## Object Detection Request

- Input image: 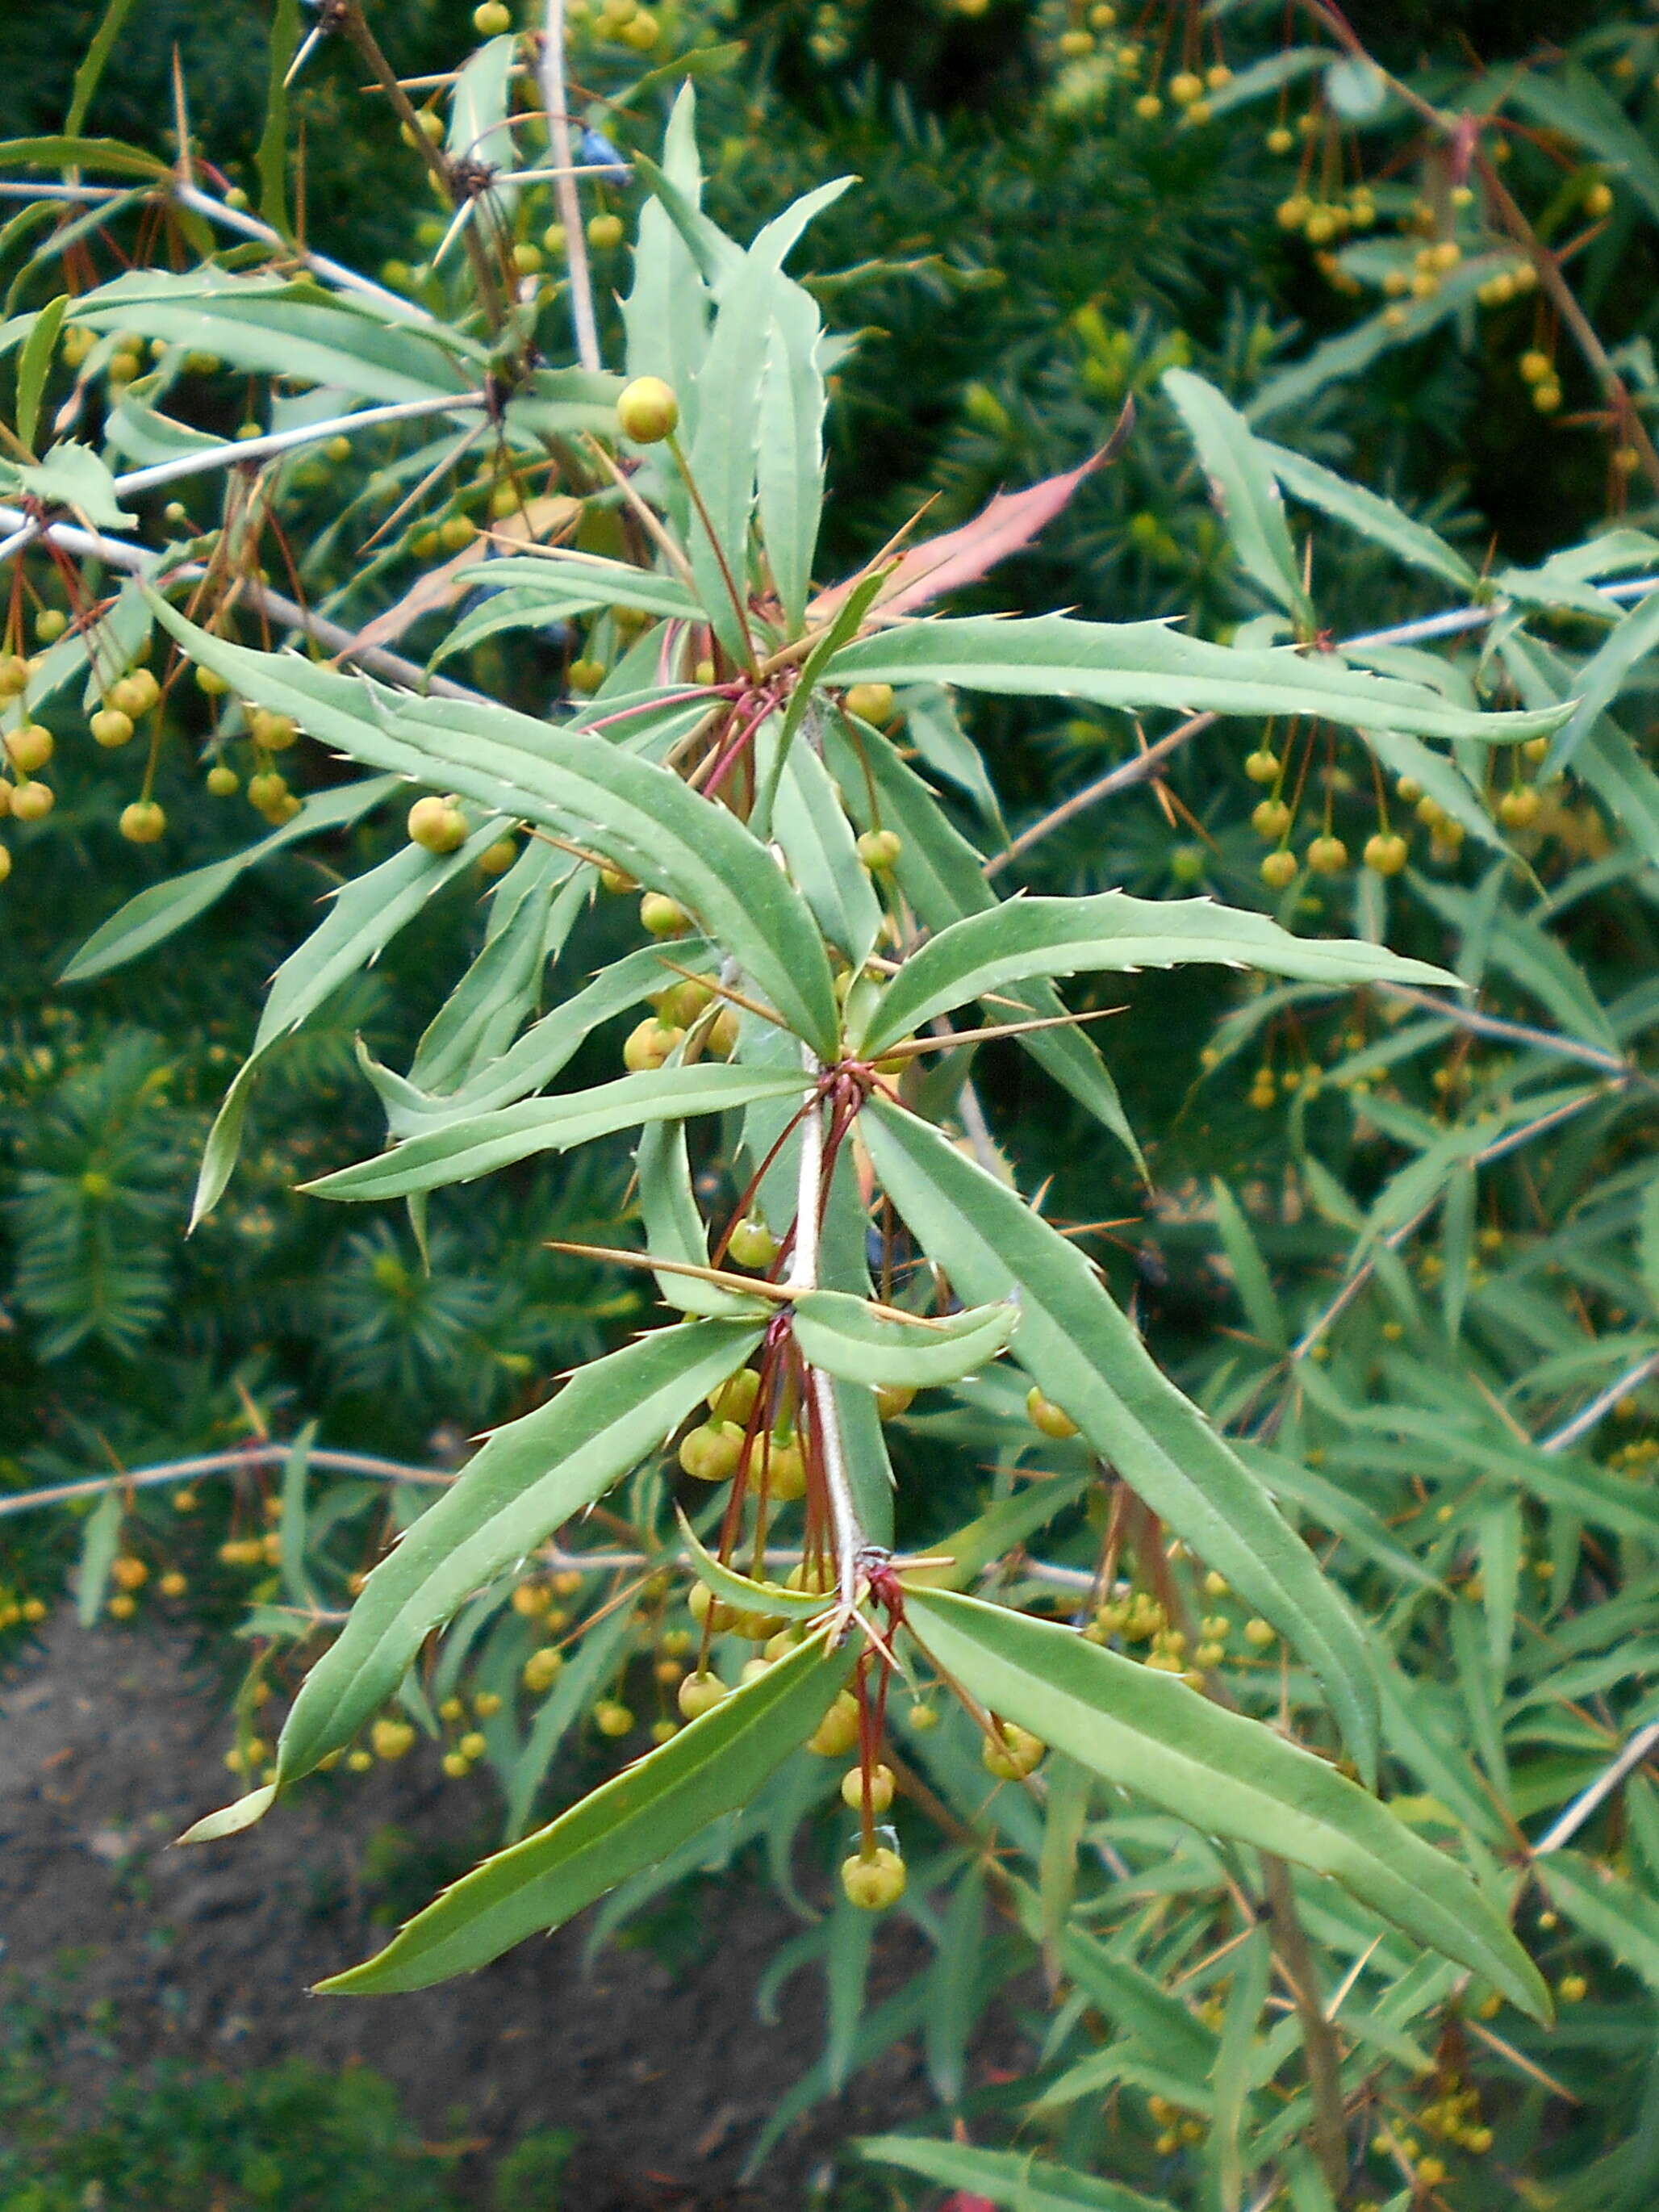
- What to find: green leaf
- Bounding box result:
[433,554,704,664]
[1164,370,1310,623]
[792,1288,1018,1390]
[63,777,399,984]
[75,1490,123,1629]
[190,813,505,1223]
[303,1064,808,1202]
[635,1113,755,1318]
[902,1473,1091,1592]
[757,281,827,634]
[1508,62,1659,232]
[1537,1850,1659,1997]
[683,178,853,658]
[905,1588,1549,2022]
[69,270,476,402]
[1209,1925,1272,2212]
[2,441,133,529]
[859,2137,1176,2212]
[211,1318,762,1815]
[1547,583,1659,778]
[316,1630,852,1993]
[1260,441,1477,591]
[767,728,883,971]
[863,1099,1378,1773]
[897,684,1006,832]
[673,1506,834,1622]
[0,135,170,180]
[623,89,719,404]
[257,0,303,232]
[856,891,1457,1060]
[825,613,1567,744]
[65,0,142,135]
[15,294,67,456]
[924,1864,986,2102]
[1210,1178,1286,1350]
[144,600,843,1061]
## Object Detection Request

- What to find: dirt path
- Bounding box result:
[0,1612,935,2207]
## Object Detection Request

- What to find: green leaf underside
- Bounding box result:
[61,777,401,983]
[862,1100,1379,1776]
[860,2135,1176,2212]
[905,1590,1548,2022]
[263,1319,763,1793]
[1164,369,1310,622]
[144,600,842,1060]
[856,892,1459,1059]
[673,1507,834,1620]
[317,1631,853,1992]
[825,615,1569,742]
[791,1288,1019,1389]
[303,1064,808,1201]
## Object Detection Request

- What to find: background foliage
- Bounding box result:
[6,2,1659,2208]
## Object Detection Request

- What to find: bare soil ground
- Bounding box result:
[0,1612,938,2209]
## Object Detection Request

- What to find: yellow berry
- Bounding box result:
[439,514,477,552]
[1134,94,1164,120]
[856,827,903,872]
[983,1721,1046,1779]
[407,794,467,853]
[807,1689,861,1758]
[1498,785,1541,830]
[587,213,625,251]
[708,1366,761,1424]
[616,375,679,444]
[594,1700,635,1737]
[207,763,240,796]
[1585,180,1613,218]
[1252,797,1292,839]
[1306,834,1348,875]
[1260,849,1298,890]
[842,1846,906,1910]
[11,781,53,822]
[728,1216,779,1269]
[109,670,160,717]
[1266,126,1294,154]
[844,681,896,726]
[678,1420,744,1483]
[1169,70,1203,105]
[90,708,135,749]
[0,655,30,698]
[678,1670,729,1719]
[638,892,688,939]
[194,664,231,696]
[1026,1385,1079,1440]
[1558,1972,1588,2003]
[34,609,68,644]
[875,1383,915,1421]
[1363,830,1408,876]
[457,1729,487,1760]
[842,1762,896,1813]
[1519,349,1552,384]
[370,1717,416,1760]
[1244,748,1280,784]
[249,707,299,751]
[441,1750,471,1778]
[524,1648,566,1694]
[1058,28,1093,57]
[907,1701,939,1731]
[622,1016,683,1073]
[511,242,542,276]
[119,801,166,844]
[479,836,518,876]
[763,1432,807,1502]
[1243,1617,1277,1647]
[6,724,52,773]
[159,1570,187,1597]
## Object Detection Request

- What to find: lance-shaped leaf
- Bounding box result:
[68,269,478,399]
[905,1589,1549,2022]
[792,1289,1018,1390]
[860,2136,1176,2212]
[303,1064,809,1202]
[674,1507,834,1621]
[316,1630,852,1993]
[855,891,1458,1060]
[863,1099,1378,1775]
[825,613,1568,744]
[636,1115,756,1318]
[144,600,842,1059]
[182,1318,763,1840]
[379,938,720,1133]
[1164,370,1310,624]
[757,282,827,635]
[435,553,704,664]
[1260,441,1477,592]
[62,776,400,983]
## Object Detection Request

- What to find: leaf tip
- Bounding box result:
[178,1783,278,1846]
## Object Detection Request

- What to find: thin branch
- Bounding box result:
[1260,1853,1350,2199]
[172,181,435,323]
[1533,1721,1659,1855]
[1538,1347,1659,1454]
[537,0,600,371]
[1374,984,1631,1077]
[988,713,1215,874]
[115,392,487,500]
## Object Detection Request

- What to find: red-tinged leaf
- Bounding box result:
[810,411,1131,627]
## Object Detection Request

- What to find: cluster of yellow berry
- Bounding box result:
[102,1551,190,1621]
[1147,2094,1207,2156]
[1414,2077,1495,2159]
[0,1590,48,1630]
[566,0,662,53]
[437,1687,504,1777]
